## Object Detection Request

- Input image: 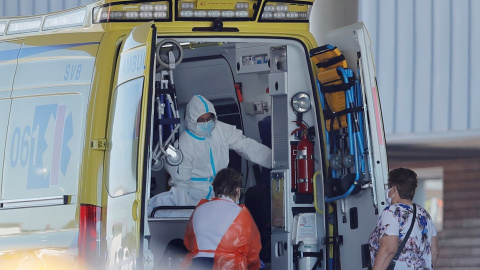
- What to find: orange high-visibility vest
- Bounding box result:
[181,198,262,270]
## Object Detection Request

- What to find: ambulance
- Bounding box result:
[0,0,388,269]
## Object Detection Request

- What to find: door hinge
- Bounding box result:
[91,139,107,151]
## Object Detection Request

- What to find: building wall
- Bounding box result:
[0,0,95,17]
[390,158,480,269]
[359,0,480,144]
[358,2,480,266]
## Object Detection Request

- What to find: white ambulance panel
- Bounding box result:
[2,93,85,200]
[12,42,98,98]
[0,41,21,98]
[0,100,10,195]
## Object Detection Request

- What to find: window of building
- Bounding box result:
[414,167,444,232]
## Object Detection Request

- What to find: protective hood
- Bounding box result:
[185,95,217,137]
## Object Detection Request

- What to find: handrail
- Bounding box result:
[0,195,70,209]
[151,205,195,218]
[312,170,323,214]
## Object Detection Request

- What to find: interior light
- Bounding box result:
[291,92,311,113]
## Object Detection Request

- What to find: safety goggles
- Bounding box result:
[197,114,216,123]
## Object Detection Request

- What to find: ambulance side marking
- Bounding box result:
[9,104,73,189]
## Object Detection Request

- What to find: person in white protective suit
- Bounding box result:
[148,95,272,217]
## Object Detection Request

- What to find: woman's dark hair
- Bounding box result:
[387,167,417,200]
[212,168,242,198]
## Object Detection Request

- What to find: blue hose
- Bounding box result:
[317,79,335,179]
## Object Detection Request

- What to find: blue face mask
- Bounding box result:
[196,119,215,135]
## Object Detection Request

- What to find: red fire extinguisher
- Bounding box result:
[291,123,314,194]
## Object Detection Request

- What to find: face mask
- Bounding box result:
[236,188,240,204]
[196,119,215,135]
[386,187,394,205]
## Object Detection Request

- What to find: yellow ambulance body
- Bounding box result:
[0,0,388,269]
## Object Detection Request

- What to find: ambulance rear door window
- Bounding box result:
[105,77,143,197]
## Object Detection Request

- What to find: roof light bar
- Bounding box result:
[93,1,170,23]
[177,0,256,20]
[260,1,311,22]
[7,18,42,35]
[0,22,6,36]
[43,8,87,30]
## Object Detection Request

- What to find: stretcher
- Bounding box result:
[310,44,366,202]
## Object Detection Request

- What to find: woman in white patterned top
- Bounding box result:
[369,168,439,269]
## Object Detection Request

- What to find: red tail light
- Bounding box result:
[79,204,101,267]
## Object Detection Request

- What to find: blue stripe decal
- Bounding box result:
[209,148,216,176]
[191,177,209,181]
[0,49,21,62]
[18,42,100,59]
[186,129,205,140]
[0,42,100,63]
[196,95,209,113]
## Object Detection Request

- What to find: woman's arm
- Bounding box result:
[372,235,398,270]
[431,236,439,268]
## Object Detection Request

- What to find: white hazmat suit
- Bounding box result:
[148,95,272,217]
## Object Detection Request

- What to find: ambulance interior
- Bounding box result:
[146,27,385,269]
[147,37,321,268]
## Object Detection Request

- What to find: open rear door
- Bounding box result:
[104,22,156,270]
[321,22,389,269]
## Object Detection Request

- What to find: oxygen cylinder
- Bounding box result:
[295,130,314,194]
[292,213,319,270]
[297,242,319,270]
